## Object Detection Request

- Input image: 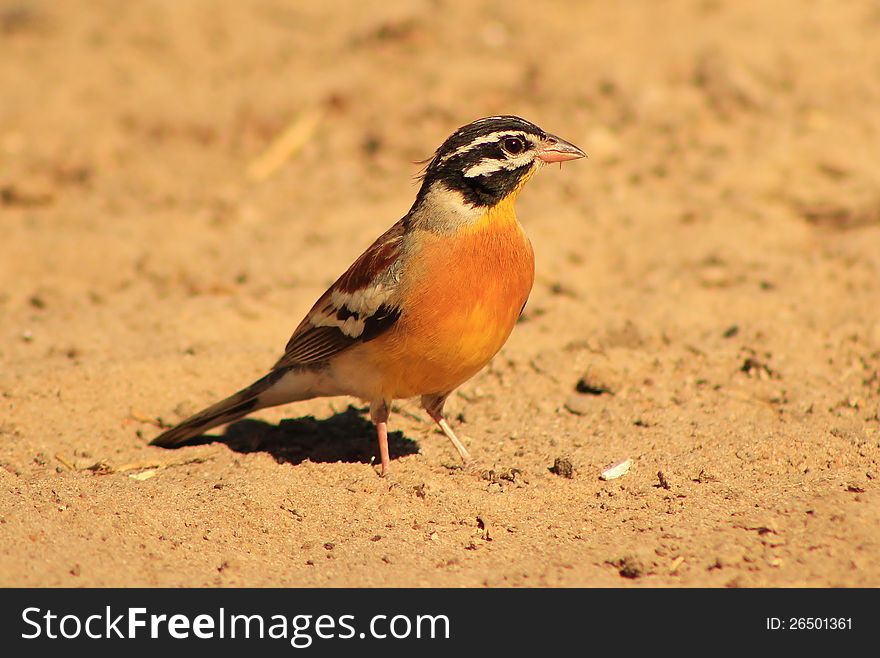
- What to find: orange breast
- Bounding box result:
[364,209,535,399]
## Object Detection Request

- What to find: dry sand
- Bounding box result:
[1,0,879,587]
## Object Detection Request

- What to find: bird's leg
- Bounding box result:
[370,399,392,476]
[421,393,472,463]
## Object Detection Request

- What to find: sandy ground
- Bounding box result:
[2,0,879,587]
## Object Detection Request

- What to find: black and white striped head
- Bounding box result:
[417,116,585,208]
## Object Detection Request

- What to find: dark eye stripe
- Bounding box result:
[417,116,547,208]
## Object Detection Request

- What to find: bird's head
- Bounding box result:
[415,115,585,211]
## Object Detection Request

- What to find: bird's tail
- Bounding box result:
[151,366,294,447]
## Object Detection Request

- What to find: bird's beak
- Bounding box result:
[537,134,586,163]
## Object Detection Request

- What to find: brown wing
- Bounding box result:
[273,220,406,370]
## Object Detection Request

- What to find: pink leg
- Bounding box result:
[376,420,390,476]
[370,399,391,476]
[421,393,472,463]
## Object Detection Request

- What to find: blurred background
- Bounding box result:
[1,0,879,586]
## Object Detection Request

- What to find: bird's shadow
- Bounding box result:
[168,404,419,466]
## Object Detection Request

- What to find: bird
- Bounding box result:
[151,115,585,475]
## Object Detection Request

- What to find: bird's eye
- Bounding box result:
[502,137,525,155]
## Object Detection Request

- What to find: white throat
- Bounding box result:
[410,183,482,234]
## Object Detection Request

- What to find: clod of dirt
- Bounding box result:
[615,555,645,579]
[549,457,574,479]
[575,367,617,395]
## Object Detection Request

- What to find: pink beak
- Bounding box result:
[536,134,586,163]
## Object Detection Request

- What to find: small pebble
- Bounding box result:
[575,365,618,395]
[549,457,574,479]
[129,470,156,481]
[600,458,632,481]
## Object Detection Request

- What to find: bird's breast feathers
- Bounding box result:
[360,205,534,398]
[276,196,533,400]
